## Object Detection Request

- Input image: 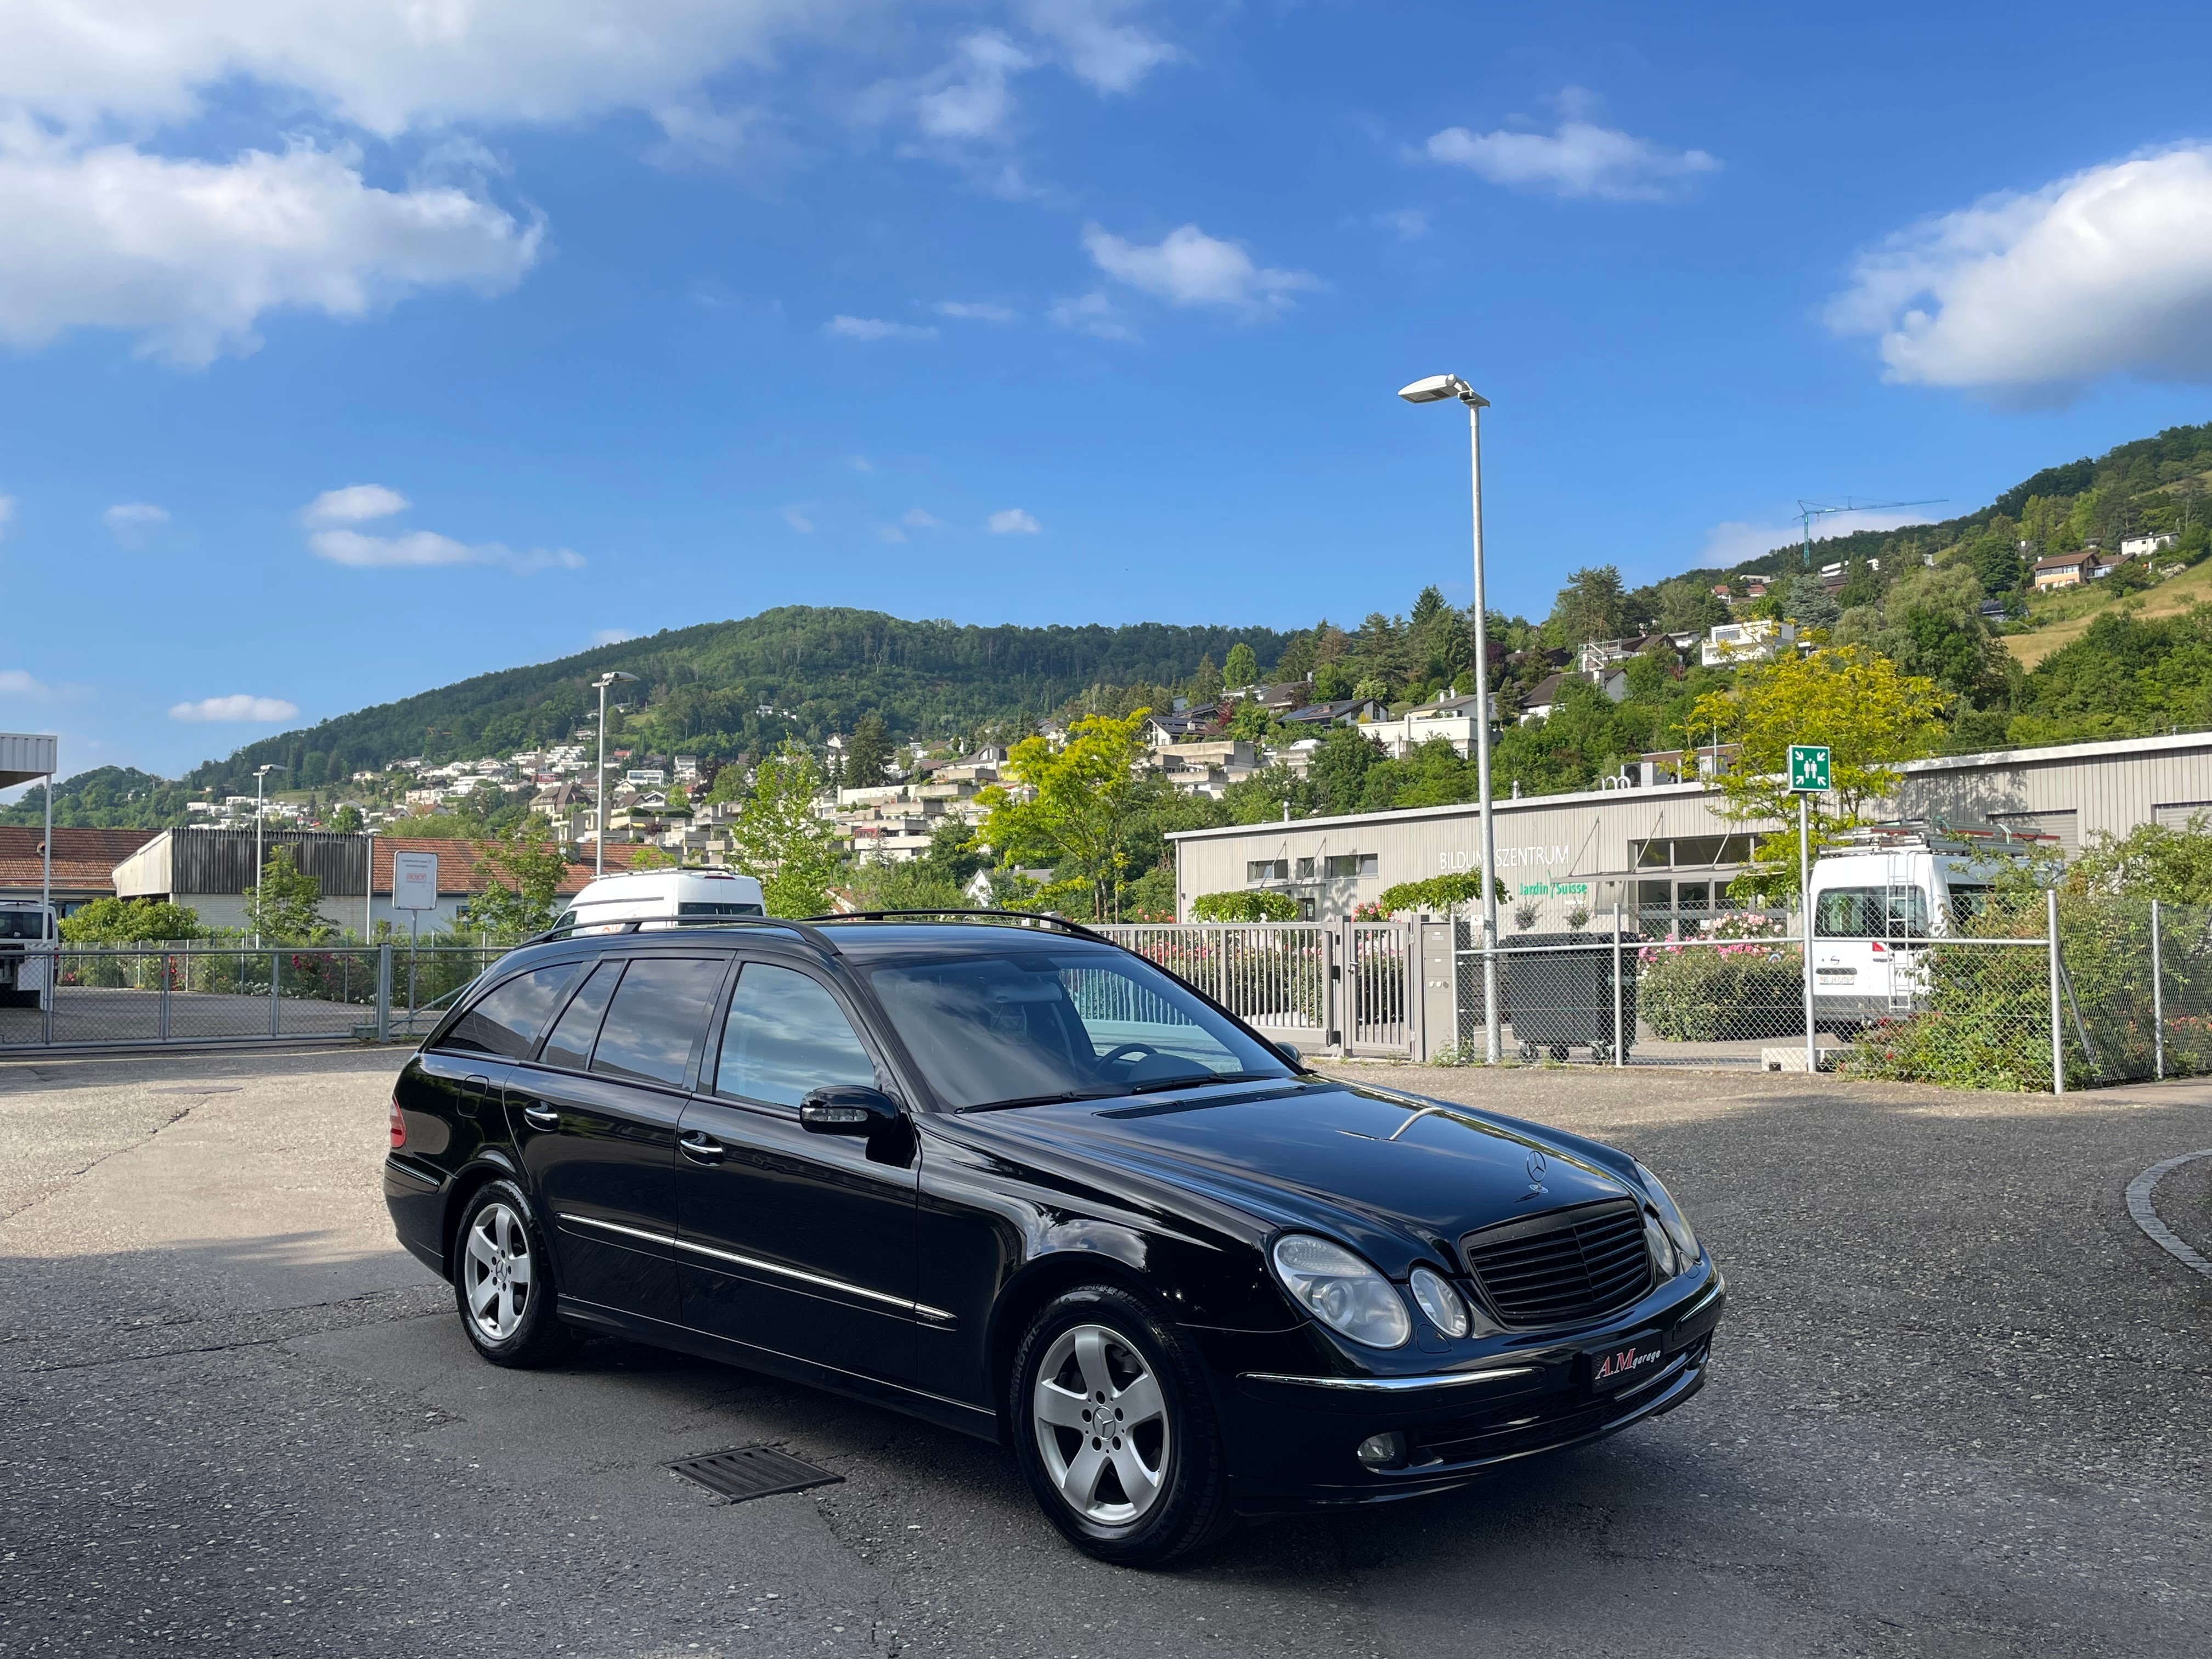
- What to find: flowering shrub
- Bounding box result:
[1636,917,1803,1042]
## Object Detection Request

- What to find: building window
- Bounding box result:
[1295,857,1316,879]
[1323,853,1378,879]
[1246,859,1289,882]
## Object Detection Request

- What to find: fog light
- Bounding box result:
[1355,1431,1406,1470]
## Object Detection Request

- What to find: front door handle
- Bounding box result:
[521,1104,559,1132]
[678,1131,725,1164]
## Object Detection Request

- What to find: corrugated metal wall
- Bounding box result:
[169,829,369,897]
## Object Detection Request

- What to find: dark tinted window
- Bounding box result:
[590,958,727,1088]
[715,963,875,1107]
[441,963,582,1059]
[0,911,49,939]
[538,959,620,1071]
[1816,887,1929,939]
[679,901,766,917]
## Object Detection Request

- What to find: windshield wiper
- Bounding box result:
[956,1087,1130,1114]
[1123,1070,1283,1096]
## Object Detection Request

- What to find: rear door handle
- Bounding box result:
[521,1104,559,1132]
[678,1131,725,1164]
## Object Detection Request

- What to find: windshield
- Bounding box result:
[0,911,48,940]
[866,947,1292,1110]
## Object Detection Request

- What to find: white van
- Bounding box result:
[1808,824,2051,1025]
[551,868,767,934]
[0,900,57,1009]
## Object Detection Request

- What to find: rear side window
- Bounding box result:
[440,963,582,1059]
[680,901,766,917]
[715,963,876,1107]
[1816,887,1930,939]
[538,959,620,1071]
[590,958,728,1088]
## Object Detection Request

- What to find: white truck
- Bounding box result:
[1807,823,2053,1026]
[0,900,57,1009]
[550,868,767,933]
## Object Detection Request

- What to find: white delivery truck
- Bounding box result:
[0,900,57,1009]
[551,868,768,933]
[1807,822,2055,1026]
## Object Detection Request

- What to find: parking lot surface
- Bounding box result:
[2,1047,2207,1657]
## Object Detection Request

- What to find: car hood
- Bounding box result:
[961,1077,1641,1273]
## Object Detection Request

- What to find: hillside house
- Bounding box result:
[1700,619,1797,668]
[2034,551,2102,591]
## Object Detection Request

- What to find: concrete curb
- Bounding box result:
[2124,1148,2212,1285]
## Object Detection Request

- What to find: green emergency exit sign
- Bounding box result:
[1788,744,1831,792]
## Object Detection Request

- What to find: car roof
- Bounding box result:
[509,916,1115,968]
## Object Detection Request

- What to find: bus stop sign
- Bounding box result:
[1789,744,1831,792]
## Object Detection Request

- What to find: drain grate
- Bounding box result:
[665,1444,843,1504]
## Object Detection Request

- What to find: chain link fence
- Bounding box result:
[0,943,501,1052]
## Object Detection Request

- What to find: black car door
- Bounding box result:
[509,952,733,1328]
[674,956,922,1383]
[413,959,586,1143]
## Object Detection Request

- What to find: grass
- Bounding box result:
[2001,560,2212,670]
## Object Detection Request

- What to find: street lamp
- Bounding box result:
[594,672,640,878]
[252,763,288,946]
[1398,373,1502,1064]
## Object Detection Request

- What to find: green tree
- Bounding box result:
[1308,725,1381,815]
[1656,579,1730,635]
[1550,566,1628,646]
[730,740,845,916]
[59,897,204,944]
[1190,889,1297,921]
[2068,816,2212,903]
[1222,641,1260,689]
[327,803,364,834]
[1782,575,1841,631]
[244,848,332,943]
[972,709,1163,919]
[1310,661,1355,701]
[466,828,570,940]
[1832,563,2001,697]
[1184,656,1223,705]
[704,760,749,805]
[844,712,890,789]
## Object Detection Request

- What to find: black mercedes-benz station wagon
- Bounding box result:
[384,913,1724,1565]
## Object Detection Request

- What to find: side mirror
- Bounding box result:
[1273,1040,1304,1069]
[800,1084,904,1135]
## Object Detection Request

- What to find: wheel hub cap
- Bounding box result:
[1031,1323,1169,1525]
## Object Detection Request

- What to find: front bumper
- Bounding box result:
[1195,1263,1726,1510]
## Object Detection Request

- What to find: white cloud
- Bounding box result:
[0,494,15,540]
[1699,510,1938,568]
[902,507,946,528]
[936,300,1019,321]
[1048,289,1138,341]
[0,134,541,365]
[877,524,909,544]
[1374,208,1431,241]
[591,628,639,646]
[915,31,1035,142]
[103,501,170,548]
[301,483,409,526]
[1423,94,1719,201]
[1,669,54,698]
[1826,145,2212,398]
[825,314,938,340]
[1023,0,1177,94]
[782,506,817,533]
[988,507,1041,534]
[308,527,582,572]
[169,693,300,723]
[1081,223,1317,315]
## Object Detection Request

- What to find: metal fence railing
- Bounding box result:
[0,944,501,1053]
[1094,922,1419,1058]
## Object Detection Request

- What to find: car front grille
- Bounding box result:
[1462,1198,1652,1327]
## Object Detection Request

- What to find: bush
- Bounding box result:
[1637,920,1803,1042]
[1190,889,1298,922]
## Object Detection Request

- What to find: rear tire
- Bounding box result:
[453,1180,568,1368]
[1010,1283,1235,1567]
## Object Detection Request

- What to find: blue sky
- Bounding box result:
[4,0,2212,785]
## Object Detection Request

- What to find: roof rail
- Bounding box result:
[521,915,843,953]
[800,907,1115,946]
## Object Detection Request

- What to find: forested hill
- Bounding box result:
[180,607,1293,799]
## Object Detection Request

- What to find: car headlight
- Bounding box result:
[1271,1234,1411,1348]
[1634,1161,1700,1267]
[1408,1265,1472,1338]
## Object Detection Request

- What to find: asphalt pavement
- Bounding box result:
[1,1047,2207,1657]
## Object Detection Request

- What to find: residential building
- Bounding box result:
[1700,619,1797,668]
[2121,532,2179,560]
[2033,551,2101,591]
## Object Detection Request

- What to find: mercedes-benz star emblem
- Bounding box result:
[1525,1149,1548,1193]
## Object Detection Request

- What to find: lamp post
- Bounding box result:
[594,672,640,878]
[252,763,287,945]
[1398,373,1501,1063]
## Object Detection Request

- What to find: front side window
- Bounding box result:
[714,963,876,1107]
[439,963,582,1060]
[589,957,728,1088]
[867,946,1290,1110]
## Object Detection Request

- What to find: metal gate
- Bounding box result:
[1094,921,1415,1058]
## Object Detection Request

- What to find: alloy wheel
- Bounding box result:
[1031,1323,1170,1525]
[462,1201,534,1343]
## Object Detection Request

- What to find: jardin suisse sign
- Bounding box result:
[1788,744,1831,793]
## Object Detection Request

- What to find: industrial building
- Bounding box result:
[1167,730,2212,929]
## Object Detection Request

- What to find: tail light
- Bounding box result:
[389,1096,407,1149]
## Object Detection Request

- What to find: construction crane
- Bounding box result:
[1794,498,1948,569]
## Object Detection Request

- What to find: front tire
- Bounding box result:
[1010,1283,1233,1566]
[453,1180,568,1368]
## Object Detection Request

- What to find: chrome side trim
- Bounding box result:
[1238,1364,1539,1393]
[382,1156,442,1190]
[555,1211,955,1326]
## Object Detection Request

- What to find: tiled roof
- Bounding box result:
[0,826,161,895]
[369,836,649,895]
